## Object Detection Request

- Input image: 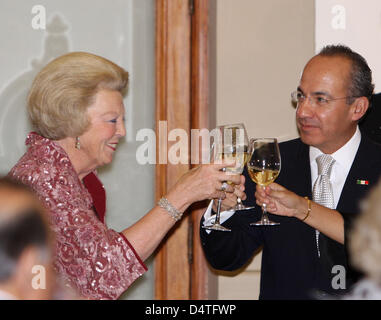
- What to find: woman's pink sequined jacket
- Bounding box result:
[8,133,146,299]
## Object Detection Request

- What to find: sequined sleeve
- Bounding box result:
[8,134,147,300]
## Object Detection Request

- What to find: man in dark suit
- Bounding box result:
[200,45,381,299]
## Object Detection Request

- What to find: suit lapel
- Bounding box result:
[295,140,312,199]
[277,139,312,199]
[337,136,380,214]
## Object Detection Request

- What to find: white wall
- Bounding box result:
[315,0,381,91]
[215,0,314,144]
[215,0,315,299]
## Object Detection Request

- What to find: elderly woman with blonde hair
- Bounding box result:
[345,180,381,299]
[8,52,244,299]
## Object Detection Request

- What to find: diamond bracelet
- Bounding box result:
[157,197,183,222]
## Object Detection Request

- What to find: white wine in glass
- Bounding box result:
[248,168,279,187]
[218,124,254,211]
[247,138,281,226]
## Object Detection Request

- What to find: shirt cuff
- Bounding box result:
[202,200,236,234]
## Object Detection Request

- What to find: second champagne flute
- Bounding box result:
[202,124,246,232]
[247,138,281,226]
[232,124,255,211]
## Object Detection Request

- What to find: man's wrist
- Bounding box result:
[297,196,311,222]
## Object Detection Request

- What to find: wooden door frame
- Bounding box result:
[154,0,216,299]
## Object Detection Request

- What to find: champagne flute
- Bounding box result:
[247,138,281,226]
[232,124,255,211]
[203,124,246,231]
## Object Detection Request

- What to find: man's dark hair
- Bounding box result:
[0,177,49,282]
[318,44,375,104]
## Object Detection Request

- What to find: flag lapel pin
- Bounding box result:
[356,179,369,185]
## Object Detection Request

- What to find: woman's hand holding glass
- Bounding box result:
[212,175,246,212]
[166,161,242,214]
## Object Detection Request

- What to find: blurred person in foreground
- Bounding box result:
[200,44,381,299]
[344,179,381,299]
[0,177,53,300]
[8,52,243,300]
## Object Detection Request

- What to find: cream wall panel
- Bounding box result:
[216,0,314,142]
[218,272,261,300]
[315,0,381,91]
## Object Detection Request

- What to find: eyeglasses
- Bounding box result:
[291,90,360,107]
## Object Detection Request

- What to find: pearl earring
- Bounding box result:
[75,137,81,150]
